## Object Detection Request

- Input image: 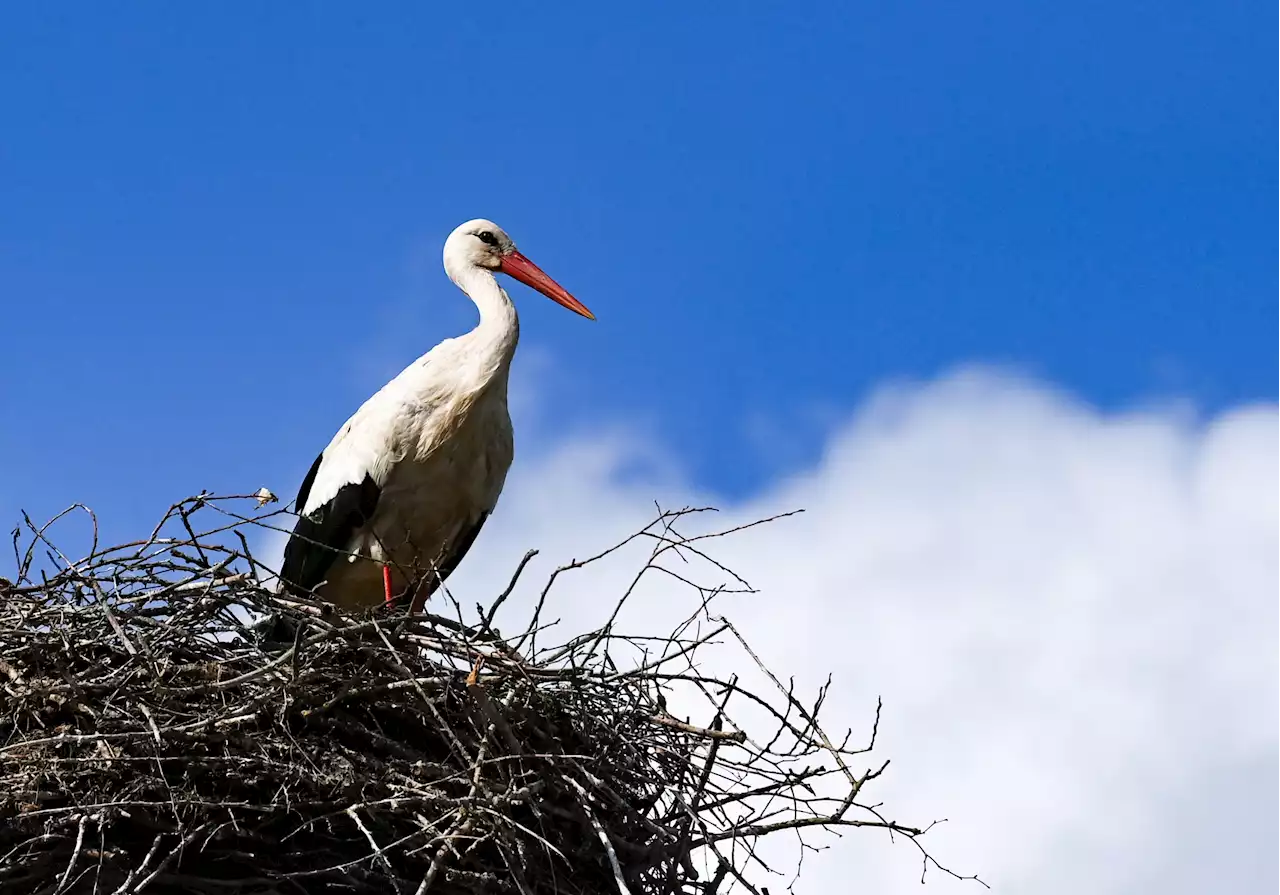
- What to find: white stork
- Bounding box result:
[277,219,593,614]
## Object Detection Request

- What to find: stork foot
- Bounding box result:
[466,655,485,687]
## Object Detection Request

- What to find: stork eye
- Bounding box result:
[476,231,499,247]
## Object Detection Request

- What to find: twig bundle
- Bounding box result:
[0,494,975,894]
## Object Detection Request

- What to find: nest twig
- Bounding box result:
[0,493,980,894]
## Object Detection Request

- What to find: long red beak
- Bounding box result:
[499,251,595,320]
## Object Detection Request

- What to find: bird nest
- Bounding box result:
[0,494,973,894]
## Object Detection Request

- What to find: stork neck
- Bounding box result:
[453,266,520,377]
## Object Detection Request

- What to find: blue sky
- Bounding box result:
[1,1,1273,521]
[1,6,1275,892]
[0,5,1274,512]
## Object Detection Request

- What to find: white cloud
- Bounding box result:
[423,366,1278,894]
[250,365,1276,892]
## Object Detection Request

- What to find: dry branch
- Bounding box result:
[0,493,980,894]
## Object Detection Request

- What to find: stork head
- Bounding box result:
[444,218,594,320]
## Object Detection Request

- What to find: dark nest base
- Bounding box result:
[0,494,973,894]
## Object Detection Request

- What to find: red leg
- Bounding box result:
[383,564,394,607]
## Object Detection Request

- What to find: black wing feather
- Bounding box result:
[396,511,490,612]
[279,453,381,595]
[292,452,324,522]
[432,511,489,586]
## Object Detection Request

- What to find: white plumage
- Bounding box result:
[279,219,593,612]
